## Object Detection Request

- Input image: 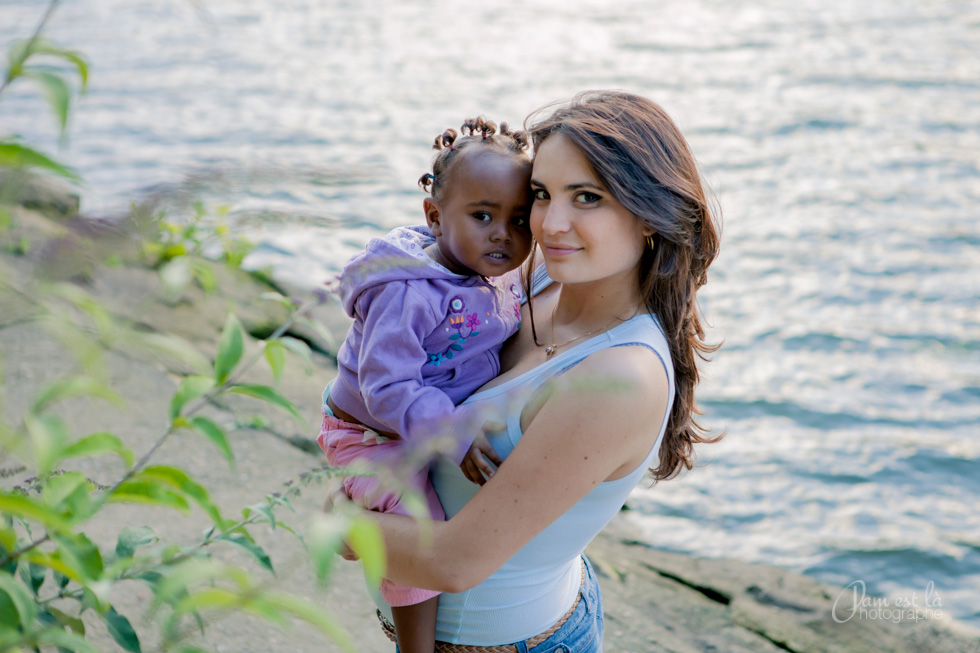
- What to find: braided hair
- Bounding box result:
[418,117,531,200]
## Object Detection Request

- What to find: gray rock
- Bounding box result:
[588,520,980,652]
[0,169,81,219]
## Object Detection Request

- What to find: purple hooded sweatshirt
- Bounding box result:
[329,225,524,464]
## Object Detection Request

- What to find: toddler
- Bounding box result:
[317,117,533,652]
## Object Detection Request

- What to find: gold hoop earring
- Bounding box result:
[646,235,656,250]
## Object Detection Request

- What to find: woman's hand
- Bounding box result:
[323,485,362,561]
[338,541,358,561]
[460,432,503,485]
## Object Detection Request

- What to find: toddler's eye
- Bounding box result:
[511,215,529,228]
[532,188,549,201]
[574,191,601,204]
[472,211,492,222]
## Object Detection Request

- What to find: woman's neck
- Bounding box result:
[550,269,645,329]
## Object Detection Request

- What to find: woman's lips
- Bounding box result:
[543,244,579,257]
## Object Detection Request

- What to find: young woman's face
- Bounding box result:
[425,149,533,277]
[530,134,650,285]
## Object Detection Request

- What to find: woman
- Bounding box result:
[344,90,721,651]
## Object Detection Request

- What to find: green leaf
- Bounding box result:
[23,549,84,585]
[153,559,248,607]
[159,255,191,297]
[190,259,217,293]
[105,605,141,652]
[307,515,348,586]
[187,416,234,464]
[24,412,69,476]
[0,493,73,534]
[114,526,158,560]
[58,432,135,468]
[347,517,386,588]
[228,384,303,423]
[44,605,86,634]
[169,587,272,629]
[218,532,273,573]
[296,315,337,351]
[0,141,80,182]
[242,501,275,528]
[31,376,123,415]
[42,472,93,519]
[263,339,286,385]
[0,570,37,627]
[52,533,103,581]
[35,627,100,653]
[25,558,47,592]
[107,481,191,514]
[137,466,223,523]
[28,39,89,90]
[259,291,292,309]
[124,331,210,375]
[0,524,15,551]
[169,375,215,420]
[263,592,355,652]
[24,69,72,135]
[135,570,162,588]
[54,569,71,589]
[214,313,245,384]
[279,336,314,374]
[6,39,31,79]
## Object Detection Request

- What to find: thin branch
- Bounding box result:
[106,297,318,494]
[0,533,49,568]
[1,296,322,567]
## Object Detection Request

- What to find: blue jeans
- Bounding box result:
[513,555,604,653]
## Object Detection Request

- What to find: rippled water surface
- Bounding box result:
[3,0,979,629]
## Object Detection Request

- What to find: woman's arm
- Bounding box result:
[362,344,670,593]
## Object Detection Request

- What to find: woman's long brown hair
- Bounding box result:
[527,91,723,481]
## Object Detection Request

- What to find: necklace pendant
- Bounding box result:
[545,345,557,359]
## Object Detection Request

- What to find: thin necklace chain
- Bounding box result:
[543,298,636,360]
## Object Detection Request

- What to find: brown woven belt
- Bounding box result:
[378,559,586,652]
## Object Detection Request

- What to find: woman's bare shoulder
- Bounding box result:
[561,343,668,397]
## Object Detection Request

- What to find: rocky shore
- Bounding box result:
[2,177,977,652]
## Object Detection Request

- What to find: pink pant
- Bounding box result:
[317,413,443,606]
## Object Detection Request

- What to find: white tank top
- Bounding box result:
[428,268,676,645]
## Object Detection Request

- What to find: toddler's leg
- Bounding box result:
[391,596,438,653]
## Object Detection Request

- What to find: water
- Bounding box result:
[3,0,979,630]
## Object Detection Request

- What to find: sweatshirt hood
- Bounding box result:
[338,225,463,315]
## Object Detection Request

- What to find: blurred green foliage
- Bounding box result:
[0,3,387,651]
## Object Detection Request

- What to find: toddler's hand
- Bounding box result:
[460,433,502,486]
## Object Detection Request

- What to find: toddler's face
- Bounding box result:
[425,150,533,277]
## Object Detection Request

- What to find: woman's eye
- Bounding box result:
[532,188,549,201]
[472,211,492,222]
[574,191,601,204]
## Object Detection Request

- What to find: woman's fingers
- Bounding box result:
[339,542,359,560]
[322,486,362,560]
